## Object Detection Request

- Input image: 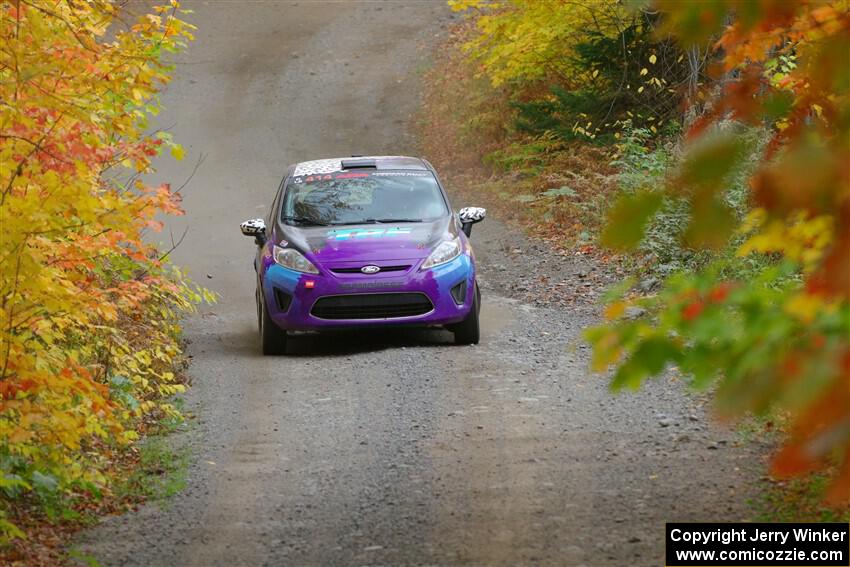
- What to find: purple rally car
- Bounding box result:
[240,156,486,355]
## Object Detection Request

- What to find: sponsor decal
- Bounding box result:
[338,280,404,290]
[327,227,413,240]
[291,171,431,184]
[334,172,370,179]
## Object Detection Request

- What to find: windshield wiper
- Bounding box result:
[282,216,328,226]
[328,218,424,226]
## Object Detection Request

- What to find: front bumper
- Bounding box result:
[260,253,475,331]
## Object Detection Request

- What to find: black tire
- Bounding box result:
[259,290,288,355]
[256,287,263,332]
[453,282,480,345]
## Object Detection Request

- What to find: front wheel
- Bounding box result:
[259,290,288,355]
[453,282,480,345]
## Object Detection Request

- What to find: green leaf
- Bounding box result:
[0,517,26,541]
[611,359,648,390]
[762,90,794,121]
[684,195,737,249]
[601,190,663,250]
[0,474,30,493]
[678,133,746,191]
[612,335,679,390]
[31,471,58,494]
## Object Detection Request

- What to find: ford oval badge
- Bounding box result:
[360,265,381,274]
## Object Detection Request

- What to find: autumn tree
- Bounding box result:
[590,1,850,501]
[0,0,204,539]
[449,0,700,140]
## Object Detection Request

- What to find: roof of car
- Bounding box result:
[291,155,429,177]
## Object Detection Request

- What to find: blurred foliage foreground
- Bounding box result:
[449,0,850,504]
[0,0,210,547]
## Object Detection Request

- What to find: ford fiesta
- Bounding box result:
[240,156,486,355]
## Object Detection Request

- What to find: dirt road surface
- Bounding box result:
[76,2,763,566]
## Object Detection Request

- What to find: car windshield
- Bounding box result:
[281,170,448,226]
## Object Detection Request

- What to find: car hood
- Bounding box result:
[276,217,456,263]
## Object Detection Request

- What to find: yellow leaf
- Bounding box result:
[640,68,648,76]
[604,302,627,320]
[171,144,185,161]
[784,292,824,324]
[649,54,657,64]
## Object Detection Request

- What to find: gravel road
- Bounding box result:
[75,2,764,566]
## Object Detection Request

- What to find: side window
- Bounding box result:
[267,176,287,228]
[429,171,452,216]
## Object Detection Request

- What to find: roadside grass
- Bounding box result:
[108,397,194,512]
[112,432,190,508]
[1,401,193,567]
[737,413,850,523]
[735,413,781,446]
[66,549,102,567]
[754,473,850,523]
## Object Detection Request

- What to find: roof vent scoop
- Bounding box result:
[341,158,377,170]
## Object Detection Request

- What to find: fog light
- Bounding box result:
[273,288,292,312]
[450,280,467,305]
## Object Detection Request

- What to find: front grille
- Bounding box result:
[311,293,433,320]
[330,265,411,274]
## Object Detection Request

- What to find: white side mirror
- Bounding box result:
[240,218,267,245]
[458,207,486,236]
[240,218,266,237]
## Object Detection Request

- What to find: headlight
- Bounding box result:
[421,237,461,269]
[273,245,319,274]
